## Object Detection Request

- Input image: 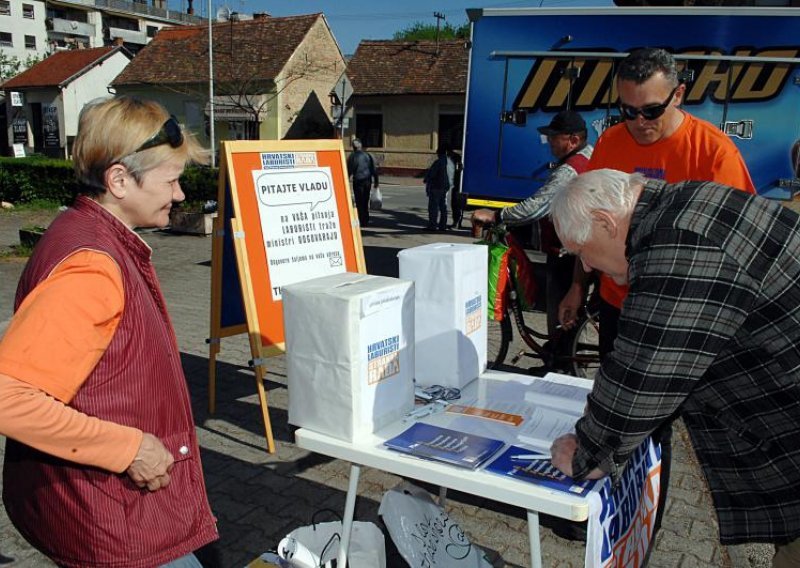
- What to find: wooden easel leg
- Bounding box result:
[254,365,276,453]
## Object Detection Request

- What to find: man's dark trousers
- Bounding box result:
[353,178,371,227]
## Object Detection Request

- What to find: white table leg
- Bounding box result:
[337,463,361,568]
[527,510,543,568]
[438,485,448,508]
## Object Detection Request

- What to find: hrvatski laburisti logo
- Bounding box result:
[465,295,482,336]
[367,335,400,385]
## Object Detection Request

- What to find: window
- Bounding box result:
[438,113,464,152]
[0,32,11,47]
[104,15,138,31]
[23,3,34,18]
[47,6,87,23]
[146,25,158,38]
[0,1,10,16]
[355,113,383,149]
[25,35,35,49]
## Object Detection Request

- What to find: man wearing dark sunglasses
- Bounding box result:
[556,47,755,547]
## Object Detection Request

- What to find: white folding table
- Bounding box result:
[294,369,595,568]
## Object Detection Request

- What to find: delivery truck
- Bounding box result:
[461,7,800,206]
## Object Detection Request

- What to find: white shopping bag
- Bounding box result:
[370,186,383,210]
[379,482,492,568]
[278,519,386,568]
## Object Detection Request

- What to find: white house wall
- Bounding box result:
[276,16,345,139]
[61,50,130,140]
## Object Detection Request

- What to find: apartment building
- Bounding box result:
[1,0,202,67]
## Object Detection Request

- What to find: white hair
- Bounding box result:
[550,169,646,245]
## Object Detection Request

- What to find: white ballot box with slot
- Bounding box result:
[283,272,415,442]
[398,243,488,389]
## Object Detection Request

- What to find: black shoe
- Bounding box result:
[425,225,437,232]
[540,514,587,542]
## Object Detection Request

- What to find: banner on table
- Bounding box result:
[586,438,661,568]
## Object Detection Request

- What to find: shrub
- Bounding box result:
[0,157,77,205]
[0,158,219,206]
[180,166,219,204]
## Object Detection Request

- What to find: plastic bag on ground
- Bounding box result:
[379,481,493,567]
[277,518,386,568]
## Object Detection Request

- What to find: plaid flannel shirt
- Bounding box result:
[574,179,800,544]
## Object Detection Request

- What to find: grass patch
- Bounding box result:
[2,199,61,212]
[0,243,35,259]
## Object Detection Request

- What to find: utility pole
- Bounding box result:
[339,77,346,140]
[208,0,215,168]
[434,11,445,54]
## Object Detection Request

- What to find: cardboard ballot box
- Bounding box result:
[283,272,415,442]
[398,243,488,389]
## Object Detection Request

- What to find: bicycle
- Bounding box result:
[478,222,601,378]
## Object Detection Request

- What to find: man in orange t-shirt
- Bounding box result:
[555,47,754,546]
[559,47,754,355]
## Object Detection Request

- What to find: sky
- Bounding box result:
[174,0,613,55]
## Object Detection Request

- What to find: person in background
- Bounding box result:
[347,138,379,227]
[0,96,218,567]
[424,143,455,231]
[554,48,755,542]
[472,110,593,336]
[448,149,465,230]
[549,169,800,568]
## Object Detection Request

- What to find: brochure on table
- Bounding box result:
[383,422,504,470]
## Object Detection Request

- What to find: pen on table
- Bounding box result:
[510,453,550,460]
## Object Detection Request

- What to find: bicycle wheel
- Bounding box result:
[569,309,601,378]
[486,310,512,369]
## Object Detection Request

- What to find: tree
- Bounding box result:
[0,51,44,81]
[393,21,470,41]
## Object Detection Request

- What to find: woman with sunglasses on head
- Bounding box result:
[554,48,756,551]
[0,96,217,567]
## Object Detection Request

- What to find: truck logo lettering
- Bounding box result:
[512,47,799,112]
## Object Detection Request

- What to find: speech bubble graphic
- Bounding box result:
[253,168,333,211]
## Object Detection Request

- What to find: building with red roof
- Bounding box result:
[2,45,130,157]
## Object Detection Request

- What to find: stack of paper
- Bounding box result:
[517,373,591,450]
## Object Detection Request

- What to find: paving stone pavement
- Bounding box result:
[0,183,775,567]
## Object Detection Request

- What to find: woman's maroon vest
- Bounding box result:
[4,196,217,567]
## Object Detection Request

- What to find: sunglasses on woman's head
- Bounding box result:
[618,85,679,121]
[133,116,183,153]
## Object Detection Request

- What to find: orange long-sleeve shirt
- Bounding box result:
[0,250,141,473]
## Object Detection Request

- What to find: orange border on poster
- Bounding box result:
[208,140,365,453]
[224,140,365,356]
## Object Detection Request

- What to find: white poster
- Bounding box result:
[251,166,346,301]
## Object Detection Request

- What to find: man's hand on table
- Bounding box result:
[551,433,606,480]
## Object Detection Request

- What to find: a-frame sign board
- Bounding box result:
[208,140,365,452]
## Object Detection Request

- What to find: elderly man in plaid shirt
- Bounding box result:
[549,169,800,566]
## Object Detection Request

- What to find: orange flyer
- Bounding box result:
[446,404,524,426]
